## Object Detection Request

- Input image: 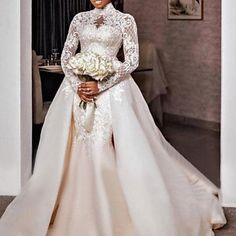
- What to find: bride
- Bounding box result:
[0,0,226,235]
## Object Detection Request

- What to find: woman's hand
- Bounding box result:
[77,81,99,102]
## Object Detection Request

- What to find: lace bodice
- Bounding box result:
[61,3,139,93]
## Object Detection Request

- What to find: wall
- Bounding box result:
[0,0,32,195]
[20,0,33,187]
[221,0,236,207]
[124,0,221,122]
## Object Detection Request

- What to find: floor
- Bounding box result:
[161,122,236,236]
[0,121,235,235]
[161,122,221,187]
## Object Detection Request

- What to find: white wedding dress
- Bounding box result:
[0,3,226,236]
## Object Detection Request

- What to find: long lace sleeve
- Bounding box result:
[61,14,81,92]
[97,14,139,93]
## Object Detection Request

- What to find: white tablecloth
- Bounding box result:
[132,40,168,126]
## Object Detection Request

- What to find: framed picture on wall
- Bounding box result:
[168,0,203,20]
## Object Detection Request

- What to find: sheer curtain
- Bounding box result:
[32,0,123,58]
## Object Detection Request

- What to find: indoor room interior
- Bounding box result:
[0,0,236,235]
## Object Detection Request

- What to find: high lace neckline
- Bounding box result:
[93,2,115,15]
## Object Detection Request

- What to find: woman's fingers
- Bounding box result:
[79,83,97,91]
[78,89,98,96]
[78,81,99,94]
[80,81,97,87]
[78,91,92,102]
[78,91,96,102]
[79,88,95,94]
[80,94,93,102]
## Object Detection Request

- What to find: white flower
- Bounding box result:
[66,52,114,81]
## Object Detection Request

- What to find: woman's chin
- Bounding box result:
[93,0,109,9]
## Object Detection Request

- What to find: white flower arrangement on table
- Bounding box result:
[66,51,115,132]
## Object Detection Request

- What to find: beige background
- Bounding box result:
[124,0,221,123]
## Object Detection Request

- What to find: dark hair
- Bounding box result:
[111,0,122,11]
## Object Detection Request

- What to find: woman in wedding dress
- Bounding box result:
[0,0,226,235]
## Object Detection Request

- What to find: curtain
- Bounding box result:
[32,0,123,58]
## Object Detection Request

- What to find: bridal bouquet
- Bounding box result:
[66,52,114,132]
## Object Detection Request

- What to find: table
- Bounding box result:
[38,65,64,74]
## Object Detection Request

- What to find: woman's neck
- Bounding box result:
[93,2,114,14]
